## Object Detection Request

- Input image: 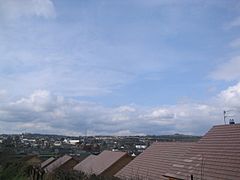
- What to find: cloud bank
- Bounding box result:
[0,0,56,20]
[1,82,240,136]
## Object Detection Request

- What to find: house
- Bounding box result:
[41,157,56,169]
[21,155,42,180]
[63,139,80,145]
[115,142,195,180]
[73,150,132,177]
[164,124,240,180]
[53,141,62,147]
[69,139,80,145]
[21,154,42,166]
[73,155,97,174]
[44,155,78,173]
[30,157,56,180]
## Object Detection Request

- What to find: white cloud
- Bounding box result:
[113,130,145,136]
[217,82,240,108]
[10,90,55,112]
[0,58,134,97]
[2,82,240,135]
[227,16,240,29]
[116,106,136,113]
[210,56,240,81]
[0,0,56,20]
[0,20,164,97]
[150,108,175,119]
[230,38,240,48]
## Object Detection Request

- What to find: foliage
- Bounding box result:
[0,145,30,180]
[0,161,30,180]
[54,169,119,180]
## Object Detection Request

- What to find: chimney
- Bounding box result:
[229,119,235,125]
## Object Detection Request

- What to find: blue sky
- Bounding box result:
[1,0,240,136]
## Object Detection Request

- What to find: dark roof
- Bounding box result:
[21,154,39,162]
[21,154,42,166]
[73,155,97,174]
[164,124,240,180]
[44,155,72,173]
[73,150,127,175]
[115,142,195,180]
[41,157,55,169]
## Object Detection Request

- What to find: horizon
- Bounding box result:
[1,0,240,136]
[0,131,202,137]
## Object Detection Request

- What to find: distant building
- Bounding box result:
[63,139,80,145]
[53,141,62,146]
[69,139,80,145]
[135,144,147,149]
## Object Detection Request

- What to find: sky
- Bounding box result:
[1,0,240,136]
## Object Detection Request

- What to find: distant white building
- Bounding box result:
[135,145,147,149]
[54,141,62,146]
[63,139,79,145]
[69,140,79,145]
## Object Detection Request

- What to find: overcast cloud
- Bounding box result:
[0,0,56,20]
[1,0,240,135]
[1,83,240,136]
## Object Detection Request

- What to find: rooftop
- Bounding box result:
[115,142,195,180]
[44,155,72,173]
[164,124,240,180]
[73,150,128,175]
[41,157,55,169]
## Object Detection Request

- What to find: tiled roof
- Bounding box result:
[41,157,55,168]
[73,150,127,175]
[115,142,195,180]
[73,155,97,174]
[164,124,240,180]
[44,155,72,173]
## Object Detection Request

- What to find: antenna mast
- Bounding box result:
[223,110,235,125]
[223,111,227,125]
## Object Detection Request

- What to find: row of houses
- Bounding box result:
[30,123,240,180]
[116,123,240,180]
[30,150,133,179]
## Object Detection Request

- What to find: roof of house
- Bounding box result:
[21,154,42,165]
[164,124,240,180]
[115,142,195,180]
[73,150,128,175]
[21,154,39,162]
[44,155,72,173]
[41,157,56,169]
[73,155,97,174]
